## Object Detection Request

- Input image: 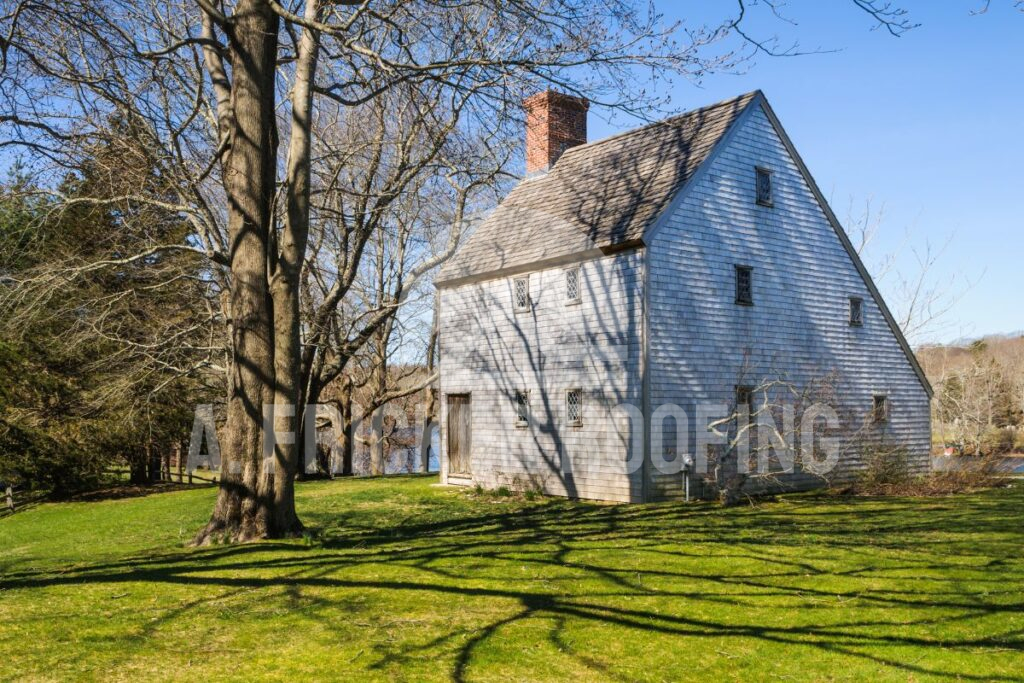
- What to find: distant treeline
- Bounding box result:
[918,335,1024,455]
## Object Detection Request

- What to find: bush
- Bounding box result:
[856,446,911,492]
[0,420,106,496]
[980,427,1015,457]
[844,445,1004,497]
[1013,429,1024,454]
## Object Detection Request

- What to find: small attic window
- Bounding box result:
[755,167,773,207]
[735,265,753,306]
[872,395,889,423]
[849,297,864,327]
[513,276,530,312]
[565,267,581,305]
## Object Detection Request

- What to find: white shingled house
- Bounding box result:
[435,90,932,502]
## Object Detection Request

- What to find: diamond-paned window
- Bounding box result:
[515,390,529,426]
[735,265,753,306]
[513,277,530,312]
[565,267,580,304]
[756,167,773,207]
[566,389,583,426]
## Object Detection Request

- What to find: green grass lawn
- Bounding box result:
[1,477,1022,682]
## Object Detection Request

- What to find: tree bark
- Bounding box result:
[194,0,283,544]
[370,404,385,476]
[267,0,319,533]
[129,450,149,486]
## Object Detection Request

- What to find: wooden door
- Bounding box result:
[447,394,472,476]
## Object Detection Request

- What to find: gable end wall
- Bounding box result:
[646,103,931,499]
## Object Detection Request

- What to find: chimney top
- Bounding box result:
[524,90,589,176]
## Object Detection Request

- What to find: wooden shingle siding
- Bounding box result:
[646,104,931,499]
[439,251,646,501]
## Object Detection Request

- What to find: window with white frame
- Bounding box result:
[565,267,581,305]
[755,167,773,207]
[515,390,530,427]
[566,389,583,426]
[513,276,530,312]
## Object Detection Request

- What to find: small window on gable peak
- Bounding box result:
[513,276,530,313]
[565,266,581,305]
[755,167,773,207]
[849,297,864,327]
[735,265,753,306]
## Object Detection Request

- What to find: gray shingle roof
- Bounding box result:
[437,91,759,284]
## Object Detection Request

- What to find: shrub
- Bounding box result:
[844,445,1004,497]
[1015,429,1024,454]
[980,427,1015,457]
[856,446,911,492]
[0,420,105,496]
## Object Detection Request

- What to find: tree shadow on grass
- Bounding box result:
[2,486,1023,681]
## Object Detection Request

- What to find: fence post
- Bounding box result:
[5,486,13,513]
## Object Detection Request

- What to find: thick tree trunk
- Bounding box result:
[194,0,283,544]
[271,2,319,515]
[129,451,149,486]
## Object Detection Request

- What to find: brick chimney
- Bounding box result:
[524,90,589,175]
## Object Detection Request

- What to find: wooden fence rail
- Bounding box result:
[0,486,47,518]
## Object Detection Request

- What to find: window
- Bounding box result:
[736,385,754,418]
[515,390,530,427]
[735,265,753,306]
[566,389,583,426]
[565,267,581,305]
[849,297,864,327]
[513,276,530,312]
[872,395,889,423]
[756,167,773,207]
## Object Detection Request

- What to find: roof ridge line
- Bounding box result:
[556,90,762,161]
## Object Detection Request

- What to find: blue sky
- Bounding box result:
[589,1,1023,345]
